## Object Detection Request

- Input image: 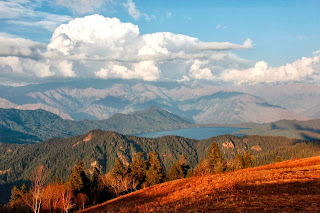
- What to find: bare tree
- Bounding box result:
[103,173,123,197]
[102,173,138,197]
[121,175,131,193]
[130,178,139,192]
[22,166,48,213]
[60,186,74,213]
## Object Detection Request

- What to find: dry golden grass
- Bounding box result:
[80,156,320,213]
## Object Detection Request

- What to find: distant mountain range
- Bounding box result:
[0,107,192,144]
[1,80,318,124]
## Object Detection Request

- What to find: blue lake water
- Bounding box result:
[133,127,246,140]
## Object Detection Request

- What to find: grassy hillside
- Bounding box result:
[0,106,192,144]
[80,156,320,213]
[235,119,320,140]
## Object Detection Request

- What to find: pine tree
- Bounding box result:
[276,156,283,162]
[10,185,25,207]
[9,184,28,210]
[69,161,90,195]
[112,158,127,176]
[167,162,179,181]
[129,152,146,185]
[176,162,184,179]
[145,151,164,186]
[233,154,244,170]
[193,159,210,176]
[91,167,101,189]
[206,142,224,173]
[214,161,224,173]
[243,151,254,168]
[178,155,190,177]
[168,155,190,180]
[10,186,21,203]
[185,169,193,178]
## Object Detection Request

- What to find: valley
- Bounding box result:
[1,1,320,212]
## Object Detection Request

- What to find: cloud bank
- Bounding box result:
[221,57,320,84]
[0,15,319,85]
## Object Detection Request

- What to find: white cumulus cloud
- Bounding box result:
[177,75,190,83]
[189,60,215,80]
[95,61,159,81]
[0,15,254,84]
[0,36,45,58]
[0,56,54,79]
[221,56,320,84]
[57,60,76,77]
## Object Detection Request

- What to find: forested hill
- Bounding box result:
[0,106,192,144]
[235,119,320,140]
[1,129,320,203]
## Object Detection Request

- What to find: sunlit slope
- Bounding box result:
[80,156,320,213]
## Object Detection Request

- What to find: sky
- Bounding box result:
[0,0,320,86]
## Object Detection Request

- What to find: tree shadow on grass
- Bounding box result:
[84,180,320,213]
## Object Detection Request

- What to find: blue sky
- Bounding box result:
[135,0,320,66]
[0,0,320,85]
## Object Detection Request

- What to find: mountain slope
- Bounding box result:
[239,83,320,116]
[0,107,192,143]
[179,91,308,124]
[1,130,320,204]
[80,156,320,213]
[100,106,192,134]
[0,80,312,124]
[235,119,320,140]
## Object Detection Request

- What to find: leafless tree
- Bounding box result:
[23,166,48,213]
[61,186,74,213]
[102,173,138,197]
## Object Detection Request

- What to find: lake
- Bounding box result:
[133,127,246,140]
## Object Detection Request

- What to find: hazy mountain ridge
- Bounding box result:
[238,83,320,116]
[0,80,315,124]
[178,92,308,124]
[235,119,320,140]
[0,107,192,143]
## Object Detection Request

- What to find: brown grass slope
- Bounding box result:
[80,156,320,213]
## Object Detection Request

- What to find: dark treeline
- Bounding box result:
[1,130,320,208]
[0,142,255,213]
